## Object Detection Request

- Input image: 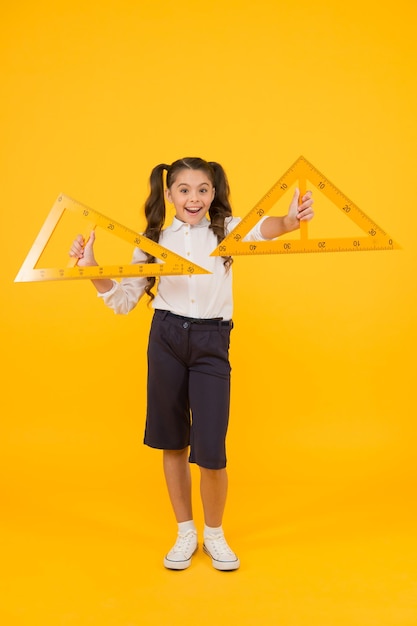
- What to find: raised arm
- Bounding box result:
[260,188,314,239]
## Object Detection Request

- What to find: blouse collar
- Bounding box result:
[170,216,210,232]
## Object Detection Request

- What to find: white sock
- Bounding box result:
[204,524,223,539]
[178,520,196,534]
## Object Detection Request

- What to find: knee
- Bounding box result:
[164,448,189,459]
[199,466,227,478]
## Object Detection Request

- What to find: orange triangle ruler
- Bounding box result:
[15,194,210,282]
[211,156,400,256]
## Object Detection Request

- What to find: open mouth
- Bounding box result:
[185,207,202,215]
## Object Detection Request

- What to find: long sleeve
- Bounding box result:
[97,246,148,314]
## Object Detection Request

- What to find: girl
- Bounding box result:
[69,157,314,571]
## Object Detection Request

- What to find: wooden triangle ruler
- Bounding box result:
[211,156,400,256]
[15,194,210,282]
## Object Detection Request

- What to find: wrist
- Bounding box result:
[283,214,298,234]
[79,258,98,267]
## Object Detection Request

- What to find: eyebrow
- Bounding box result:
[177,182,210,187]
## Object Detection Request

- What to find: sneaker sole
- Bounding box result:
[203,544,240,571]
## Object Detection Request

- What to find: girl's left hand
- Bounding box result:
[286,189,314,230]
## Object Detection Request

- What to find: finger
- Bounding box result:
[69,234,86,257]
[298,208,314,221]
[69,247,83,258]
[300,193,313,207]
[298,197,314,214]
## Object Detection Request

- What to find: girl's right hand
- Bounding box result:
[69,230,98,267]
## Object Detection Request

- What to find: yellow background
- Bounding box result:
[1,1,416,624]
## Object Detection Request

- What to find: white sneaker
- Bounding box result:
[163,529,198,570]
[203,533,240,571]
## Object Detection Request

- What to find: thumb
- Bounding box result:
[84,229,96,250]
[81,230,97,265]
[292,188,300,205]
[289,188,300,214]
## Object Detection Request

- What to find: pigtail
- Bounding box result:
[144,163,169,242]
[208,161,233,270]
[143,163,169,301]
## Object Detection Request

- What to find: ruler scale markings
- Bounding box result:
[212,156,399,256]
[15,194,210,283]
[15,156,400,285]
[299,157,388,236]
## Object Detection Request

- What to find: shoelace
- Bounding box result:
[204,533,235,558]
[170,530,197,556]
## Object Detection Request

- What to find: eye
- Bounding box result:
[180,188,188,193]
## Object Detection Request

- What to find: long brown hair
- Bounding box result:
[143,157,233,301]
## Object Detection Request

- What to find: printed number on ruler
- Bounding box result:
[211,156,400,256]
[15,157,400,284]
[15,194,210,282]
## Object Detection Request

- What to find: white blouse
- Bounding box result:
[98,215,268,320]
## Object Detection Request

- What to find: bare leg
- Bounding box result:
[199,467,239,570]
[163,448,193,523]
[199,467,228,527]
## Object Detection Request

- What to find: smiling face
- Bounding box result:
[166,168,215,225]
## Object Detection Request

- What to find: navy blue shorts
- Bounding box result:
[144,309,233,469]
